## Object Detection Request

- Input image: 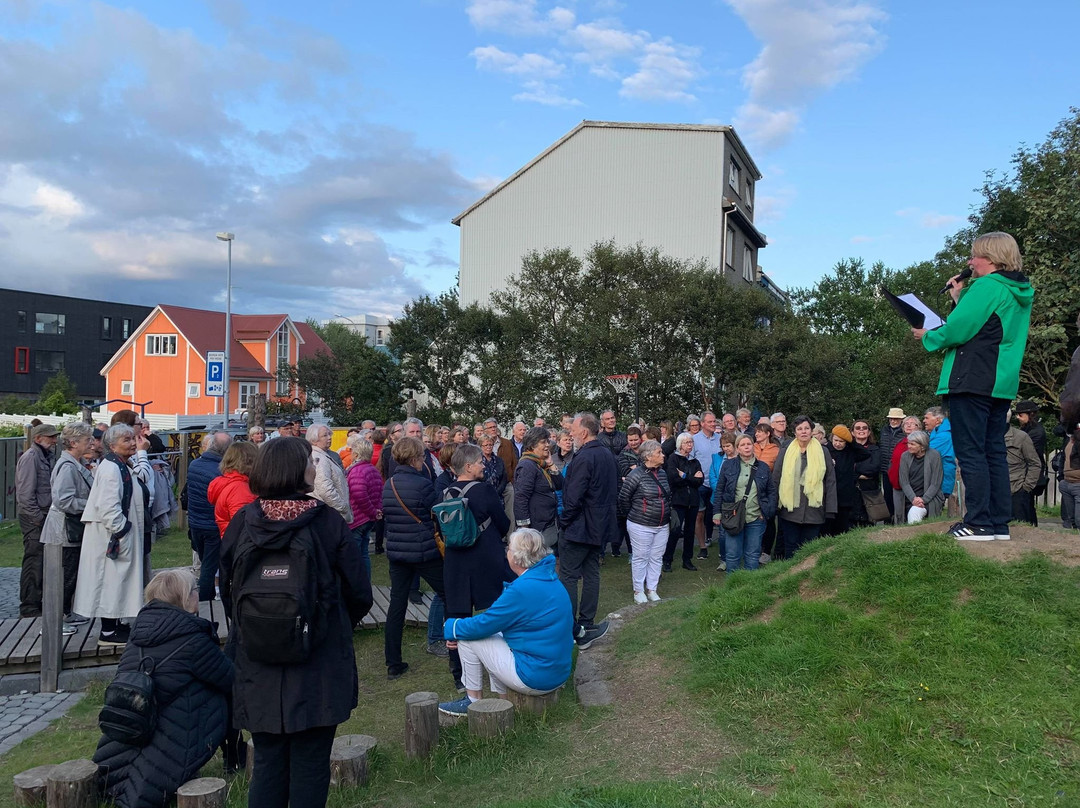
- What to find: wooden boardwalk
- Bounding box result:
[0,585,429,677]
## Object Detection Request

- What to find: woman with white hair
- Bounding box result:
[618,440,672,602]
[73,424,150,646]
[663,432,702,573]
[438,528,573,717]
[897,430,944,523]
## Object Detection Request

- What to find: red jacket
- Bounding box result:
[347,460,384,529]
[207,471,257,537]
[888,440,908,491]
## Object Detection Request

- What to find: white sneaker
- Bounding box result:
[994,529,1011,541]
[646,590,661,602]
[633,591,648,604]
[759,553,771,564]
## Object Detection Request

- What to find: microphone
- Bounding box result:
[939,267,972,295]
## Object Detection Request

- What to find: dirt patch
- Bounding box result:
[955,588,973,606]
[867,522,1080,567]
[798,576,836,602]
[754,598,788,624]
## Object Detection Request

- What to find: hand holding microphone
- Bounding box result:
[938,267,973,296]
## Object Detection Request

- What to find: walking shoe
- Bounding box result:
[994,528,1011,541]
[759,553,771,564]
[697,548,709,560]
[661,562,672,573]
[438,695,475,717]
[717,561,727,572]
[98,625,130,646]
[575,621,610,650]
[634,591,648,604]
[611,548,622,558]
[387,663,410,680]
[41,625,77,636]
[682,562,698,571]
[646,590,661,602]
[64,613,89,625]
[426,641,449,657]
[454,678,466,693]
[948,523,995,541]
[408,591,424,605]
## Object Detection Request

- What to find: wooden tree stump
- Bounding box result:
[13,764,55,806]
[329,734,377,787]
[244,738,255,781]
[504,688,560,715]
[176,777,227,808]
[404,692,439,759]
[467,699,514,738]
[45,759,97,808]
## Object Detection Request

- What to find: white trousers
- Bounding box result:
[458,634,553,696]
[627,521,669,593]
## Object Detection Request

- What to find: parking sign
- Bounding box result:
[206,351,225,397]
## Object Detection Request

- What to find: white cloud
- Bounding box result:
[471,45,565,78]
[620,39,701,102]
[466,0,575,35]
[726,0,887,148]
[896,208,961,229]
[752,186,797,227]
[513,80,583,106]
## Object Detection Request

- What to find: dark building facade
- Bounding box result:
[1,289,152,402]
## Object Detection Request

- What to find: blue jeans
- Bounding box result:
[350,522,372,580]
[725,517,765,572]
[190,526,221,601]
[427,594,445,643]
[947,394,1011,531]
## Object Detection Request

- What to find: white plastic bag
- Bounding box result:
[907,505,928,524]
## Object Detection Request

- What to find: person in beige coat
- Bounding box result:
[307,424,353,523]
[73,424,148,646]
[1005,425,1041,526]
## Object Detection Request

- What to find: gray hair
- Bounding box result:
[736,407,751,419]
[686,413,701,425]
[346,435,373,463]
[903,416,922,431]
[404,417,425,430]
[305,423,327,442]
[676,431,694,450]
[209,431,232,455]
[924,406,944,419]
[521,426,550,454]
[575,412,599,437]
[60,422,93,450]
[103,424,135,449]
[507,528,550,570]
[145,568,196,609]
[771,412,786,421]
[200,433,215,452]
[248,426,265,437]
[451,443,482,475]
[906,430,930,451]
[638,439,662,458]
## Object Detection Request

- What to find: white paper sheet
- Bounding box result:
[898,293,944,329]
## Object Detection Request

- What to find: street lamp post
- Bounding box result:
[216,232,234,428]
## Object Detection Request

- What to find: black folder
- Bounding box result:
[881,287,944,329]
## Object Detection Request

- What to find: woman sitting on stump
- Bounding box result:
[438,528,573,717]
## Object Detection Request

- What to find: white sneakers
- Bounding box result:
[634,591,648,604]
[646,590,661,602]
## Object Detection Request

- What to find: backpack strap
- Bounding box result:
[447,480,491,532]
[390,478,423,524]
[137,634,198,675]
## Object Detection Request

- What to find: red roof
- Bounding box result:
[295,321,332,361]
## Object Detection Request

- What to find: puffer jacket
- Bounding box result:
[346,460,383,529]
[878,423,904,474]
[665,452,703,508]
[184,451,222,531]
[94,601,233,808]
[207,472,256,537]
[617,464,671,527]
[712,456,777,521]
[513,455,562,532]
[381,465,440,563]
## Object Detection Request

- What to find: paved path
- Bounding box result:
[0,691,83,756]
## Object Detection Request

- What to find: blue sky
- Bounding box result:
[1,0,1078,321]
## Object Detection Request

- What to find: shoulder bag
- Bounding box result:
[391,478,443,557]
[719,466,753,534]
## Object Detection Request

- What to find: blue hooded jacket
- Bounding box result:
[443,554,573,692]
[929,418,957,496]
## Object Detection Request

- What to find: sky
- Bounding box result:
[1,0,1078,322]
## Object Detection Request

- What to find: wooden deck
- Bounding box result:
[0,585,430,677]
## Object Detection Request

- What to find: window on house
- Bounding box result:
[145,334,177,356]
[17,311,26,333]
[744,180,753,208]
[276,324,290,396]
[187,383,201,398]
[14,347,29,374]
[238,383,259,410]
[376,328,384,346]
[121,318,132,339]
[725,227,735,268]
[743,246,754,282]
[35,350,65,372]
[121,380,133,396]
[101,316,112,339]
[729,159,741,192]
[35,313,65,335]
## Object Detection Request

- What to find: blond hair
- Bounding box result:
[972,231,1022,272]
[145,568,196,608]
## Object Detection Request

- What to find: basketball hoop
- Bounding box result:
[605,373,637,397]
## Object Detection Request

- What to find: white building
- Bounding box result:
[326,314,391,351]
[454,120,773,307]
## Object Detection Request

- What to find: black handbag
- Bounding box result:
[860,490,891,523]
[64,513,85,545]
[719,468,754,533]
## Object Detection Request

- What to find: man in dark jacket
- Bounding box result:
[558,412,617,649]
[878,408,906,521]
[596,410,628,456]
[1015,400,1047,494]
[185,431,231,601]
[15,423,58,617]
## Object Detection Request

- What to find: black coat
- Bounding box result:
[853,442,882,491]
[220,500,372,735]
[712,457,778,522]
[878,424,904,473]
[513,456,562,532]
[94,601,233,808]
[665,452,703,508]
[596,429,628,456]
[443,480,512,615]
[617,465,672,527]
[559,440,619,547]
[617,448,640,481]
[828,442,871,509]
[382,466,441,564]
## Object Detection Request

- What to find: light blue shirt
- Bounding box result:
[691,430,721,484]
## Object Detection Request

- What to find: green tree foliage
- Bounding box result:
[290,322,403,425]
[36,370,79,415]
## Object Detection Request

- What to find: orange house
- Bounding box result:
[100,304,331,417]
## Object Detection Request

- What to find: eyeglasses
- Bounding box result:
[853,426,869,431]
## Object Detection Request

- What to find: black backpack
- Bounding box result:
[98,637,196,747]
[230,520,329,665]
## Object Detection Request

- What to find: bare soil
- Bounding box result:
[866,521,1080,566]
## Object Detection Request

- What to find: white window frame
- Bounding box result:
[725,227,735,268]
[276,324,291,396]
[376,328,384,347]
[121,380,134,396]
[187,383,200,398]
[744,179,753,207]
[729,159,740,191]
[743,246,754,282]
[145,334,177,356]
[238,383,259,410]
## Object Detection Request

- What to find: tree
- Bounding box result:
[290,322,403,425]
[36,370,78,415]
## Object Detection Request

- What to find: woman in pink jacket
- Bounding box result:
[346,435,382,578]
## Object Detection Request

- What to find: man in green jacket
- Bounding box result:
[912,232,1033,541]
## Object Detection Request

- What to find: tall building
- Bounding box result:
[454,120,774,307]
[325,315,391,352]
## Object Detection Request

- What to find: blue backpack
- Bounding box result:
[432,481,491,549]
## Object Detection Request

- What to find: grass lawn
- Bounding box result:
[0,524,1077,807]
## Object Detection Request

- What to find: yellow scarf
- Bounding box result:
[779,439,826,512]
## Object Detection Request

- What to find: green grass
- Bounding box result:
[0,523,207,571]
[1,528,1078,807]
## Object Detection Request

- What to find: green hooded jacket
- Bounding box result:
[921,271,1033,399]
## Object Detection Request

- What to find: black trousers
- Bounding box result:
[385,558,446,672]
[780,520,820,559]
[761,517,778,556]
[664,504,698,565]
[700,487,715,541]
[18,514,43,617]
[248,725,336,808]
[557,537,601,632]
[1011,490,1037,526]
[62,545,80,615]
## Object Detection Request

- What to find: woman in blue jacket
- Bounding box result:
[438,528,573,717]
[712,434,777,573]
